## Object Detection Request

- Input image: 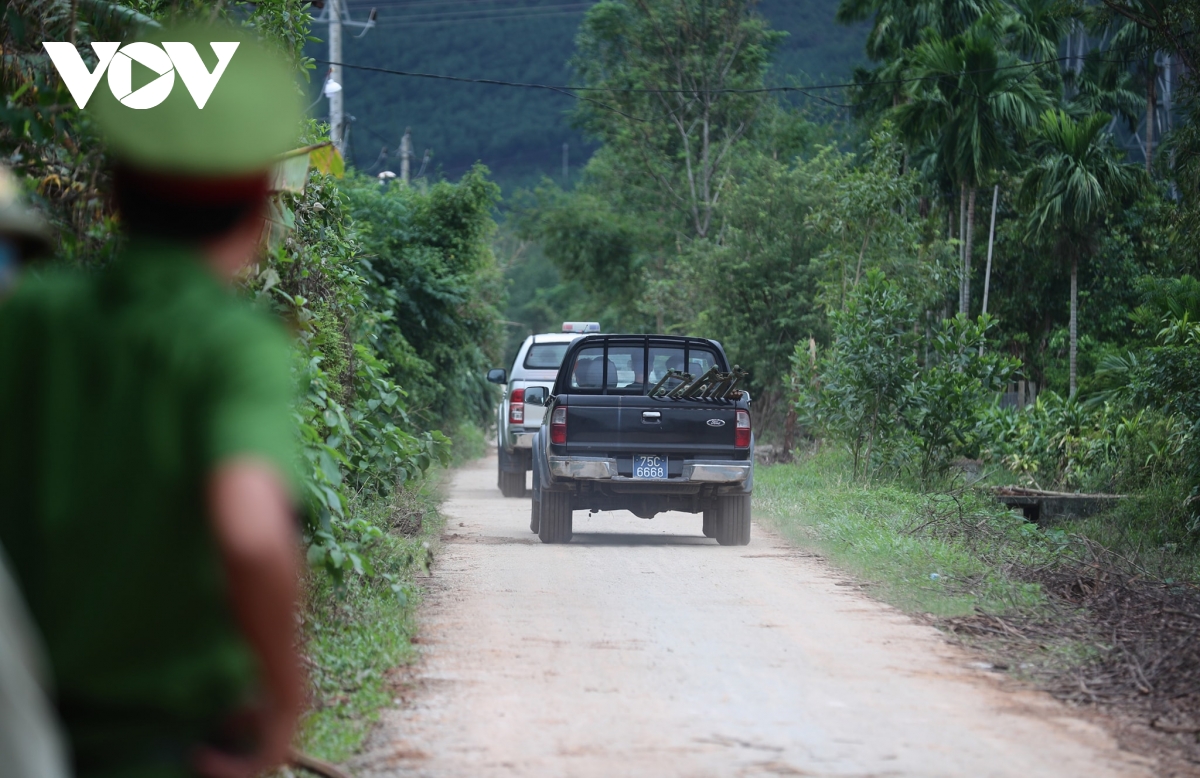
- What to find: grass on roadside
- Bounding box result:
[754,447,1057,617]
[296,423,483,761]
[445,421,488,466]
[297,474,445,762]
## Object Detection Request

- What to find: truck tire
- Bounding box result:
[530,492,541,534]
[712,494,751,546]
[498,466,526,498]
[538,489,573,544]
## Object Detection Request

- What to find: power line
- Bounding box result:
[368,1,590,21]
[346,0,566,8]
[372,9,590,27]
[313,50,1143,98]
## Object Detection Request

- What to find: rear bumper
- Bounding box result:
[508,432,536,449]
[547,456,751,484]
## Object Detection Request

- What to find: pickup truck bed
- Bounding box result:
[530,335,753,545]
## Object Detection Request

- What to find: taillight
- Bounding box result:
[735,409,751,449]
[509,388,525,425]
[550,406,567,444]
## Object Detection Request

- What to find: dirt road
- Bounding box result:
[353,454,1153,777]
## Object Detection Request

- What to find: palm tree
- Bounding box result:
[837,0,1002,62]
[1096,2,1164,173]
[1065,50,1143,126]
[1000,0,1074,62]
[1019,110,1141,397]
[894,25,1050,315]
[838,0,1000,127]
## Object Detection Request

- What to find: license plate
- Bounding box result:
[634,454,667,479]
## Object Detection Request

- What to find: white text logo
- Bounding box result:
[42,41,240,110]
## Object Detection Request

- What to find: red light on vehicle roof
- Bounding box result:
[562,321,601,333]
[509,388,525,425]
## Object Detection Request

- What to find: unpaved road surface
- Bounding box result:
[354,454,1153,777]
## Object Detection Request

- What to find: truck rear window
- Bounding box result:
[567,343,721,394]
[524,343,570,370]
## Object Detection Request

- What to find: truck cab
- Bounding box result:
[487,322,600,497]
[529,334,754,545]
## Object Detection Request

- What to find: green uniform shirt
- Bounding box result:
[0,240,299,776]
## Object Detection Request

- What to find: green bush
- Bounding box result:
[800,270,1017,483]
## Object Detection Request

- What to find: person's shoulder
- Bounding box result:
[202,296,296,373]
[0,270,93,321]
[210,295,291,345]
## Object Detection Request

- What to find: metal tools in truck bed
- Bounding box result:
[648,365,749,400]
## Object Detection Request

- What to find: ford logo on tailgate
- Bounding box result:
[706,419,725,427]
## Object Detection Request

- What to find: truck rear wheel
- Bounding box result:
[712,494,751,546]
[538,489,573,544]
[498,466,526,498]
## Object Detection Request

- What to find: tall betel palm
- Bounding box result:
[1019,110,1141,397]
[894,26,1049,315]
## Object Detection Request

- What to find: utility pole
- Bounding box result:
[314,0,376,154]
[401,127,412,184]
[562,142,569,184]
[979,184,1001,357]
[328,0,344,150]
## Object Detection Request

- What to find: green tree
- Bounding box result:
[805,125,950,312]
[1095,4,1164,173]
[894,24,1050,316]
[836,0,999,62]
[837,0,999,124]
[571,0,782,239]
[511,179,652,329]
[342,166,506,429]
[1019,109,1141,397]
[807,270,916,478]
[690,153,828,425]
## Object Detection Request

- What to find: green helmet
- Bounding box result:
[90,22,304,176]
[0,167,52,261]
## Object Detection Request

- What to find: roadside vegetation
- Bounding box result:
[299,480,442,761]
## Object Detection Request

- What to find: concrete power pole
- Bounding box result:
[328,0,344,151]
[317,0,374,154]
[401,127,412,184]
[562,143,569,184]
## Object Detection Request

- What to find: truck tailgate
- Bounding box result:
[566,395,737,456]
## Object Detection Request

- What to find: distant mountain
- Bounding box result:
[316,1,866,194]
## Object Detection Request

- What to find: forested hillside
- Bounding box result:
[320,0,866,190]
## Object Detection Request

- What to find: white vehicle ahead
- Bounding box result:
[487,322,600,496]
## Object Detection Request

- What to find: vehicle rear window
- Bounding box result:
[568,347,607,390]
[567,342,721,394]
[607,345,646,393]
[524,343,570,370]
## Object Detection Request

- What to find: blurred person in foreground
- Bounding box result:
[0,24,306,778]
[0,545,70,778]
[0,165,71,778]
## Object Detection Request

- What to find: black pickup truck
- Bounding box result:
[528,334,754,545]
